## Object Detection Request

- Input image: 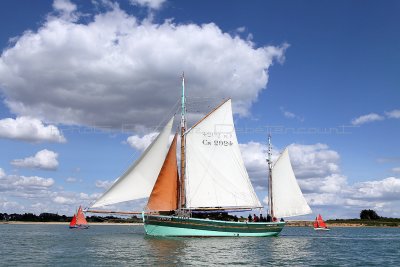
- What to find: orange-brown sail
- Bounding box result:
[147,134,179,211]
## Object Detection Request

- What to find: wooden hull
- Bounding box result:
[144,215,285,237]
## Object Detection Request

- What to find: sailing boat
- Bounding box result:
[313,214,330,231]
[88,74,311,237]
[69,206,89,229]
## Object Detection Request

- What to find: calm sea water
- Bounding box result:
[1,224,399,266]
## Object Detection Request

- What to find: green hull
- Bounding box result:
[144,215,285,237]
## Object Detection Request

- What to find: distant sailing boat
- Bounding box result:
[313,214,330,231]
[88,74,311,237]
[69,206,89,229]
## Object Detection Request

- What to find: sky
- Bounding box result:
[0,0,399,219]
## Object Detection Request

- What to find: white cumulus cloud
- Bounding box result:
[392,167,400,173]
[129,0,166,10]
[52,0,78,21]
[288,143,340,180]
[0,4,287,130]
[95,179,114,189]
[385,109,400,119]
[53,0,77,13]
[239,140,400,218]
[66,177,77,183]
[0,168,101,214]
[352,177,400,201]
[11,149,59,170]
[0,116,66,143]
[126,132,158,151]
[0,171,55,193]
[280,107,304,121]
[351,113,384,125]
[240,141,343,192]
[53,195,75,204]
[236,26,246,33]
[239,141,279,189]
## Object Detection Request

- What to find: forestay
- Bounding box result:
[271,148,312,218]
[185,99,261,209]
[91,117,174,208]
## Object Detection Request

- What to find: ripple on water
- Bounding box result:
[1,225,399,266]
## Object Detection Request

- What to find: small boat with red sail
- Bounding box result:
[313,214,330,231]
[69,206,89,229]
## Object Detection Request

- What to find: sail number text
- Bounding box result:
[200,131,234,147]
[202,139,234,146]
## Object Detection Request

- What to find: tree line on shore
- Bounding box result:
[326,209,400,227]
[0,212,142,223]
[1,209,399,225]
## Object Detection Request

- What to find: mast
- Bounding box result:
[266,134,274,217]
[179,73,186,210]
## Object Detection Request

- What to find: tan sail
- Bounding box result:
[147,134,179,211]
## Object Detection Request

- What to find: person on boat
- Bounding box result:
[253,214,259,222]
[248,214,253,222]
[259,214,264,222]
[267,214,272,222]
[280,218,285,222]
[272,217,278,222]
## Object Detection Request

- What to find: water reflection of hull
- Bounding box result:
[144,215,285,237]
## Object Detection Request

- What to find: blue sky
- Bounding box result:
[0,0,399,218]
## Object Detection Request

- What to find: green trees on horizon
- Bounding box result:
[360,209,381,220]
[0,212,141,223]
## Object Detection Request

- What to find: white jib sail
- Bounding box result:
[185,99,261,209]
[91,117,174,208]
[271,148,312,218]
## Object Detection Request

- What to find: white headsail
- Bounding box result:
[271,148,312,218]
[91,117,174,208]
[185,99,261,209]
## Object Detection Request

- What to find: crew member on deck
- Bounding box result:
[253,214,259,222]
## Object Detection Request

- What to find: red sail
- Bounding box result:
[76,206,88,225]
[69,214,77,227]
[313,218,319,228]
[317,214,327,228]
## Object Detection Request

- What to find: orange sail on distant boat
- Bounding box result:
[313,214,330,231]
[69,206,89,229]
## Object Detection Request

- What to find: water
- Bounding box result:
[1,224,399,266]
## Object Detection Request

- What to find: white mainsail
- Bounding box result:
[91,117,174,208]
[185,99,262,209]
[271,148,312,218]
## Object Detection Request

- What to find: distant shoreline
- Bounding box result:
[0,221,143,226]
[286,220,400,228]
[1,221,399,227]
